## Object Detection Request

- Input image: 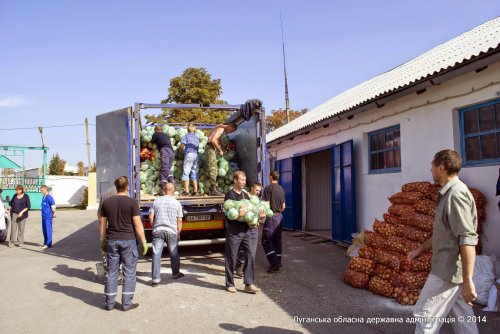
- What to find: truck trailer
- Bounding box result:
[96,101,267,246]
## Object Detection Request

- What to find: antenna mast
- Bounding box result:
[280,13,290,123]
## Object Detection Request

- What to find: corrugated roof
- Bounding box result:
[267,17,500,143]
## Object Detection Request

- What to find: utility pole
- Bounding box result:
[280,12,291,124]
[38,127,45,148]
[85,117,91,175]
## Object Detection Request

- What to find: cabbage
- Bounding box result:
[140,172,147,183]
[249,196,260,206]
[266,209,274,218]
[218,167,227,177]
[226,208,239,220]
[223,200,236,211]
[244,211,255,223]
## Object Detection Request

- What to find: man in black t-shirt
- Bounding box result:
[99,176,148,311]
[149,125,174,192]
[262,170,286,273]
[224,171,263,294]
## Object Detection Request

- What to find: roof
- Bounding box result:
[0,155,22,169]
[267,17,500,143]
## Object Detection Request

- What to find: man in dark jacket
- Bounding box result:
[262,171,286,273]
[149,125,174,193]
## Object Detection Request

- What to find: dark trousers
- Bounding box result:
[160,146,174,185]
[105,240,138,309]
[236,227,258,270]
[225,223,254,287]
[262,213,283,267]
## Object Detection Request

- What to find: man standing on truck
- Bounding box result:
[180,123,200,196]
[235,182,262,278]
[149,125,174,194]
[409,150,478,334]
[262,171,286,273]
[99,176,148,311]
[149,182,184,286]
[224,171,262,294]
[206,123,237,196]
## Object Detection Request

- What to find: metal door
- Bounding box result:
[331,140,356,242]
[305,150,332,231]
[276,157,302,230]
[96,107,134,198]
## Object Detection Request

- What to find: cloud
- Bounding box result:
[0,95,29,107]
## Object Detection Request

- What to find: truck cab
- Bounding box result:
[96,101,267,246]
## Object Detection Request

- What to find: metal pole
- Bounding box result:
[85,117,91,175]
[280,13,291,124]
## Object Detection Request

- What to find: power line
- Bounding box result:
[0,123,96,131]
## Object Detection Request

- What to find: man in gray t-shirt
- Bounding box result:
[149,182,184,285]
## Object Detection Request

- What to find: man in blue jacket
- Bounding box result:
[40,185,56,250]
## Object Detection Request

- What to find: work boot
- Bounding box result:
[209,186,224,196]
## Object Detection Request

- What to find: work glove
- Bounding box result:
[100,239,106,252]
[141,241,149,256]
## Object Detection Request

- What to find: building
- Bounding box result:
[266,17,500,257]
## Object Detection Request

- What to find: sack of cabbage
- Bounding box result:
[223,195,275,228]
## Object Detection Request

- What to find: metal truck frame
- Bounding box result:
[96,101,267,246]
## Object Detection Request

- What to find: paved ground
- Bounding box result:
[0,209,498,334]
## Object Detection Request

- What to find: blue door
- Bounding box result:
[276,157,302,230]
[331,140,356,242]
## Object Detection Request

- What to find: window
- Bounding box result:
[460,99,500,165]
[368,125,401,173]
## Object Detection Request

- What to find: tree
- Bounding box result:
[145,67,230,125]
[77,161,84,176]
[265,108,308,133]
[48,153,66,176]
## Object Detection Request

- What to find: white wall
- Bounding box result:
[268,61,500,257]
[46,176,88,207]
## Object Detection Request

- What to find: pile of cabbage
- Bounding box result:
[139,125,238,196]
[223,196,274,228]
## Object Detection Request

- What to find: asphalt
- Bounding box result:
[0,209,498,334]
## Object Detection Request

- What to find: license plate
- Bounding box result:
[185,215,211,222]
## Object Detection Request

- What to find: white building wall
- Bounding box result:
[46,175,88,207]
[268,61,500,257]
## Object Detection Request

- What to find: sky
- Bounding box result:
[1,0,499,168]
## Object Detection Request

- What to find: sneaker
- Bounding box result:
[244,284,261,294]
[181,191,191,197]
[226,286,237,293]
[172,272,185,279]
[8,244,14,248]
[192,191,200,197]
[122,303,139,312]
[41,245,49,250]
[152,281,159,287]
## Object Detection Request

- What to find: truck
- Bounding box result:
[96,101,267,246]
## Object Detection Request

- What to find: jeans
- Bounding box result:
[105,239,138,309]
[152,230,180,282]
[262,213,283,267]
[181,152,199,181]
[225,223,254,287]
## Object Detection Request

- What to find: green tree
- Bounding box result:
[48,153,66,176]
[77,161,85,176]
[145,67,230,125]
[265,108,308,133]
